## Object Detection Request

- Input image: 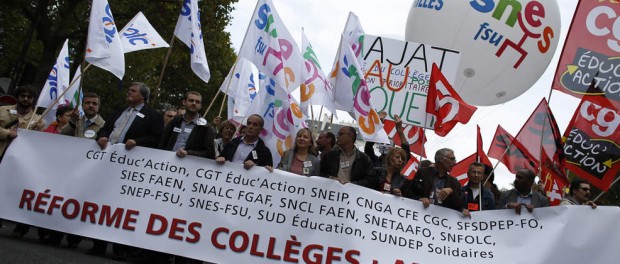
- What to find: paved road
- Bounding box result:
[0,221,130,264]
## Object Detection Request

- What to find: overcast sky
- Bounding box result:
[224,0,581,189]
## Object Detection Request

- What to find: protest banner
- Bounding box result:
[1,130,619,263]
[363,35,460,128]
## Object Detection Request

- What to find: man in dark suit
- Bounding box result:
[498,168,549,214]
[94,82,162,260]
[216,114,273,171]
[97,82,163,150]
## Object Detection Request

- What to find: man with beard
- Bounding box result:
[0,84,45,161]
[0,84,45,236]
[403,148,463,212]
[498,169,549,214]
[159,91,216,159]
[61,93,105,139]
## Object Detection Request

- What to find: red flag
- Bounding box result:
[563,95,620,191]
[426,63,477,137]
[383,120,427,158]
[450,153,478,186]
[552,1,620,108]
[487,125,538,174]
[477,125,493,167]
[401,154,420,180]
[514,98,566,182]
[541,161,568,206]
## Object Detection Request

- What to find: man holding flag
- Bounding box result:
[461,162,496,218]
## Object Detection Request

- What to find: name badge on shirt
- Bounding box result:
[136,112,145,118]
[302,167,310,175]
[9,109,17,115]
[303,161,312,168]
[173,127,182,133]
[84,130,96,138]
[339,161,350,169]
[184,128,193,133]
[252,150,258,160]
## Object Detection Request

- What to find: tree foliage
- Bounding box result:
[0,0,238,119]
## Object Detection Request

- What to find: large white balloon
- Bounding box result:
[405,0,561,106]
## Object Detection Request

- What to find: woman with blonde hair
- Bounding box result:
[374,147,409,196]
[277,128,320,176]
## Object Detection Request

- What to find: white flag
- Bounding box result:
[38,39,70,127]
[238,0,304,91]
[220,58,257,122]
[334,33,389,144]
[85,0,125,80]
[173,0,210,84]
[300,29,337,119]
[330,12,365,112]
[119,12,169,53]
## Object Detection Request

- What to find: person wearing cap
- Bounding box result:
[96,82,163,150]
[61,92,105,139]
[159,91,216,159]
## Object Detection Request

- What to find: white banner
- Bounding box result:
[1,130,619,264]
[363,35,460,128]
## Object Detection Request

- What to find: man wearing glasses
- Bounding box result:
[320,126,376,188]
[403,148,463,212]
[560,179,597,208]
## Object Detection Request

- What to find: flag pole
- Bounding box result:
[218,93,228,117]
[592,176,620,203]
[204,57,240,118]
[152,35,176,105]
[36,64,93,125]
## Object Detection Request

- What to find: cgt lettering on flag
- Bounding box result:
[123,27,149,46]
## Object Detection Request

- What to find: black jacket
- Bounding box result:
[320,147,377,188]
[219,136,273,167]
[402,167,463,212]
[97,105,163,148]
[158,115,216,159]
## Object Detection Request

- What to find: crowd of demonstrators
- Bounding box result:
[1,82,606,263]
